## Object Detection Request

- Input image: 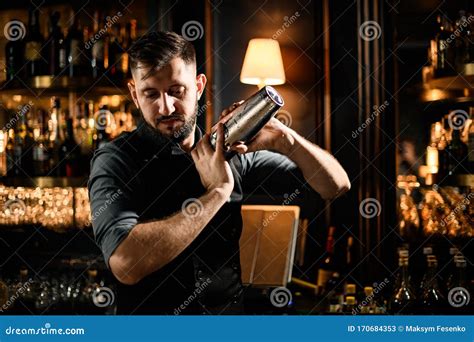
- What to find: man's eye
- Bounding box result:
[170,88,185,97]
[144,93,158,99]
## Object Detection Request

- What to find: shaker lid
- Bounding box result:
[265,86,284,106]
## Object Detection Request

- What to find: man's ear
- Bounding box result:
[196,73,207,101]
[128,81,140,109]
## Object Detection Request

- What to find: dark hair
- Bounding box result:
[128,31,196,79]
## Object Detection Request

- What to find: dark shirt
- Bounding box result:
[88,122,308,314]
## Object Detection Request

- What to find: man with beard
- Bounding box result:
[88,31,350,314]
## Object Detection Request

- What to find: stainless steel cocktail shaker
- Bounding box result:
[210,85,284,150]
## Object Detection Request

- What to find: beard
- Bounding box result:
[141,102,198,146]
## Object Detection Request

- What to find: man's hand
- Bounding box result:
[215,101,293,155]
[192,123,234,197]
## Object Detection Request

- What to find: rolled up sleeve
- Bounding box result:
[88,146,140,267]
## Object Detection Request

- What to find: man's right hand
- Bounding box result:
[191,123,234,197]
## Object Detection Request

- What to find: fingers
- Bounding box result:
[200,133,214,155]
[215,123,226,157]
[219,100,244,119]
[230,143,248,154]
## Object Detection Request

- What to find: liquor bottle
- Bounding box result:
[419,256,446,311]
[435,15,455,77]
[32,109,50,176]
[446,118,468,176]
[45,11,66,76]
[92,105,111,150]
[360,286,374,314]
[344,296,356,314]
[390,256,416,314]
[5,21,25,81]
[125,19,137,79]
[65,17,88,77]
[13,106,34,177]
[316,226,337,292]
[5,127,16,177]
[24,6,45,77]
[59,118,81,177]
[107,25,122,79]
[468,108,474,173]
[48,97,63,176]
[326,272,343,313]
[91,12,109,78]
[437,118,450,180]
[447,255,467,292]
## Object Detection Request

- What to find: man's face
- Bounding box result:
[128,57,206,144]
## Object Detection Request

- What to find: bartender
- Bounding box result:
[88,31,351,314]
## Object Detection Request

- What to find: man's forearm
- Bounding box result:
[110,188,230,285]
[278,129,351,200]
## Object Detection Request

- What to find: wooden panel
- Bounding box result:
[240,205,300,286]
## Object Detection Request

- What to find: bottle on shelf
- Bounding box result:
[48,97,64,176]
[45,11,66,76]
[65,16,88,77]
[446,114,468,176]
[24,6,45,77]
[5,20,25,81]
[59,118,81,177]
[12,105,34,177]
[419,256,446,312]
[434,14,456,77]
[92,104,111,151]
[91,11,108,78]
[390,255,416,314]
[316,226,337,293]
[32,109,50,176]
[467,107,474,173]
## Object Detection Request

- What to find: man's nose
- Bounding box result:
[160,93,175,116]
